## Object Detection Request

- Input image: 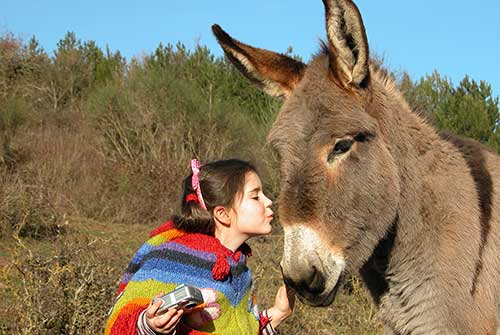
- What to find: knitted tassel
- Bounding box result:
[212,254,230,280]
[239,242,252,257]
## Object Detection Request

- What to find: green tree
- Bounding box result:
[399,71,500,151]
[82,41,125,85]
[434,76,498,143]
[48,31,92,111]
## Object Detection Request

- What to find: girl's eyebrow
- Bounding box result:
[247,187,261,193]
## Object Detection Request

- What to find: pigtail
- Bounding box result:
[172,173,214,235]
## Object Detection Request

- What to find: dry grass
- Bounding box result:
[0,219,150,334]
[0,220,383,335]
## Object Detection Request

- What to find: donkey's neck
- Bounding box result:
[370,77,441,234]
[359,214,399,305]
[363,77,446,302]
[362,78,484,332]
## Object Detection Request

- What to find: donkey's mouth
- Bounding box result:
[289,254,345,307]
[296,272,343,307]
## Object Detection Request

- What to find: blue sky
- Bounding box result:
[3,0,500,99]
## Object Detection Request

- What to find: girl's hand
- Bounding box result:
[184,288,221,328]
[267,285,295,328]
[145,293,184,334]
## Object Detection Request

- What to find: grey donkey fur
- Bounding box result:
[212,0,500,334]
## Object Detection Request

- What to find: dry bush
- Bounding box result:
[81,68,273,225]
[0,172,64,239]
[0,96,28,169]
[0,122,104,238]
[1,232,121,334]
[0,217,384,335]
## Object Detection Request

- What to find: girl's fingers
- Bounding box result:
[282,284,296,303]
[146,299,163,319]
[275,285,287,302]
[147,291,171,319]
[277,285,295,300]
[163,309,184,330]
[153,292,165,299]
[154,308,179,328]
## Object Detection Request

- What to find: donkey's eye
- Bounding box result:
[328,139,353,162]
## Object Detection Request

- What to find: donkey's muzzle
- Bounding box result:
[281,224,346,306]
[282,264,342,307]
[283,265,326,295]
[281,251,345,307]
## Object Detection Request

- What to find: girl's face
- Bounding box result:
[229,171,274,238]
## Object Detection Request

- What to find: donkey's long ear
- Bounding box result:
[212,24,306,98]
[322,0,370,87]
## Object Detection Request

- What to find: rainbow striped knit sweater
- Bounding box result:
[105,221,264,335]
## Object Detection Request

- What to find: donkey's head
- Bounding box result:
[213,0,401,306]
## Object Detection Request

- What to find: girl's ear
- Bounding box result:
[213,206,232,226]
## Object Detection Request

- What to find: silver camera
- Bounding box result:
[152,284,204,315]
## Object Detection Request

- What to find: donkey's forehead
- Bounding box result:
[268,55,373,150]
[267,56,328,143]
[267,95,317,152]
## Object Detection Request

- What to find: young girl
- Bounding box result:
[105,159,294,335]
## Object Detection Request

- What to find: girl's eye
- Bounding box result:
[328,139,353,162]
[252,196,259,200]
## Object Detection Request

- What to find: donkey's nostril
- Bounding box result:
[282,274,296,289]
[308,266,325,293]
[282,266,325,294]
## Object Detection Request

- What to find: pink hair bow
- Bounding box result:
[190,159,207,210]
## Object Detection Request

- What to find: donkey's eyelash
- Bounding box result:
[353,132,374,142]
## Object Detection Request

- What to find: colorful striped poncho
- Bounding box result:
[105,221,265,335]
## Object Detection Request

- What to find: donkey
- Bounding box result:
[212,0,500,334]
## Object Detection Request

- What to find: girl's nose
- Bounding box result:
[265,195,273,207]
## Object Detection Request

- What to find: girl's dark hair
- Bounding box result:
[172,159,258,235]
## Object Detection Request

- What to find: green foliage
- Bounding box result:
[399,71,500,151]
[442,77,499,146]
[147,42,281,125]
[82,41,125,84]
[49,32,92,110]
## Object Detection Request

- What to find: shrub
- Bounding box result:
[0,96,27,168]
[2,234,120,334]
